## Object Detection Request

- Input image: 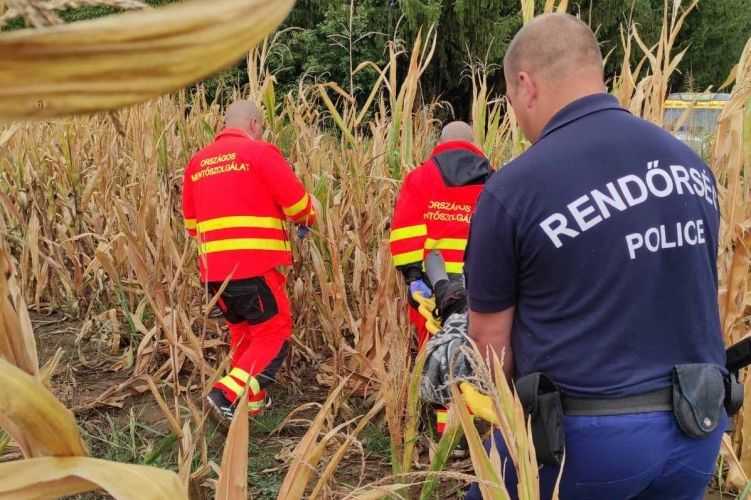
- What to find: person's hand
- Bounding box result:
[409,279,433,299]
[297,225,311,239]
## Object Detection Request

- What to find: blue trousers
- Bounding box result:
[466,411,725,500]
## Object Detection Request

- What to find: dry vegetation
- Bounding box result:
[0,0,750,499]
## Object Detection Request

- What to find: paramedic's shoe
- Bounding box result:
[207,388,234,427]
[249,394,273,417]
[451,436,469,460]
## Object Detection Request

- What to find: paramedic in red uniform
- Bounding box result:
[182,100,315,425]
[389,121,492,434]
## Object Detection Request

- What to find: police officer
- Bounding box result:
[465,13,725,500]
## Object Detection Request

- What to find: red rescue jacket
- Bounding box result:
[182,128,315,282]
[389,141,491,278]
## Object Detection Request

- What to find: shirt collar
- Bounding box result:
[430,140,486,158]
[539,93,628,141]
[215,127,252,141]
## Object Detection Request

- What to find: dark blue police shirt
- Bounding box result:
[465,93,725,398]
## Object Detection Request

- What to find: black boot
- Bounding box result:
[207,388,235,427]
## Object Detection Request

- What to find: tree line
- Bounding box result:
[6,0,751,119]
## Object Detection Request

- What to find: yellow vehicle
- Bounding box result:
[663,92,730,157]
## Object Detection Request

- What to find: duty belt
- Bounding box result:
[562,388,673,416]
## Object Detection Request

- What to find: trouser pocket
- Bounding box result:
[209,277,279,325]
[672,363,725,439]
[517,372,565,466]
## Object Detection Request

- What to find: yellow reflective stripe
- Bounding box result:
[425,238,468,251]
[200,238,291,254]
[248,400,266,410]
[185,218,197,230]
[230,367,250,382]
[230,368,261,394]
[389,224,427,242]
[197,216,283,232]
[665,100,726,110]
[665,100,690,109]
[218,376,245,398]
[283,193,309,217]
[435,410,448,424]
[444,261,464,274]
[392,250,424,266]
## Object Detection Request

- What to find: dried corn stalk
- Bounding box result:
[0,0,295,119]
[0,456,187,499]
[713,37,751,474]
[0,249,37,376]
[215,391,249,500]
[0,267,189,498]
[0,0,147,28]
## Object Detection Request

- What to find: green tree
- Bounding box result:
[400,0,522,118]
[5,0,749,110]
[677,0,751,90]
[270,1,392,99]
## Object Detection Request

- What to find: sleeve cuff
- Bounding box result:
[468,296,516,314]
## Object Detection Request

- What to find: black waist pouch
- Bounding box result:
[517,373,565,466]
[672,364,725,439]
[209,277,278,325]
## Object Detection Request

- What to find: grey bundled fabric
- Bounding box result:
[420,311,474,406]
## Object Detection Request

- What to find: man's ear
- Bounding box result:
[518,72,537,108]
[249,119,260,137]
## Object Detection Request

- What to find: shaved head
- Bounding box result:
[225,100,263,128]
[503,13,606,143]
[504,13,603,86]
[440,121,474,144]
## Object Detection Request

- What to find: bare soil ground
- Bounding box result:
[29,313,735,500]
[32,313,404,499]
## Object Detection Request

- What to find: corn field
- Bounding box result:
[0,0,750,499]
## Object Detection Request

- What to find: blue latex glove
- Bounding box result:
[409,279,433,298]
[297,225,311,239]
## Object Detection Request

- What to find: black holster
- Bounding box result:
[725,372,744,417]
[517,373,565,466]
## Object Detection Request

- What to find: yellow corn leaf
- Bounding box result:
[543,0,568,13]
[346,483,415,500]
[452,384,508,500]
[216,390,249,500]
[721,434,748,491]
[318,85,357,146]
[0,249,38,376]
[401,346,427,474]
[277,379,347,500]
[0,0,295,119]
[308,400,385,500]
[520,0,535,24]
[0,357,86,458]
[0,456,187,500]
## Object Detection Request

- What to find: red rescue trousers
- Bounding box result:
[408,304,431,349]
[213,269,291,415]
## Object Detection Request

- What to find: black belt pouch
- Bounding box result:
[724,372,744,417]
[517,373,565,466]
[672,364,725,438]
[209,277,278,325]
